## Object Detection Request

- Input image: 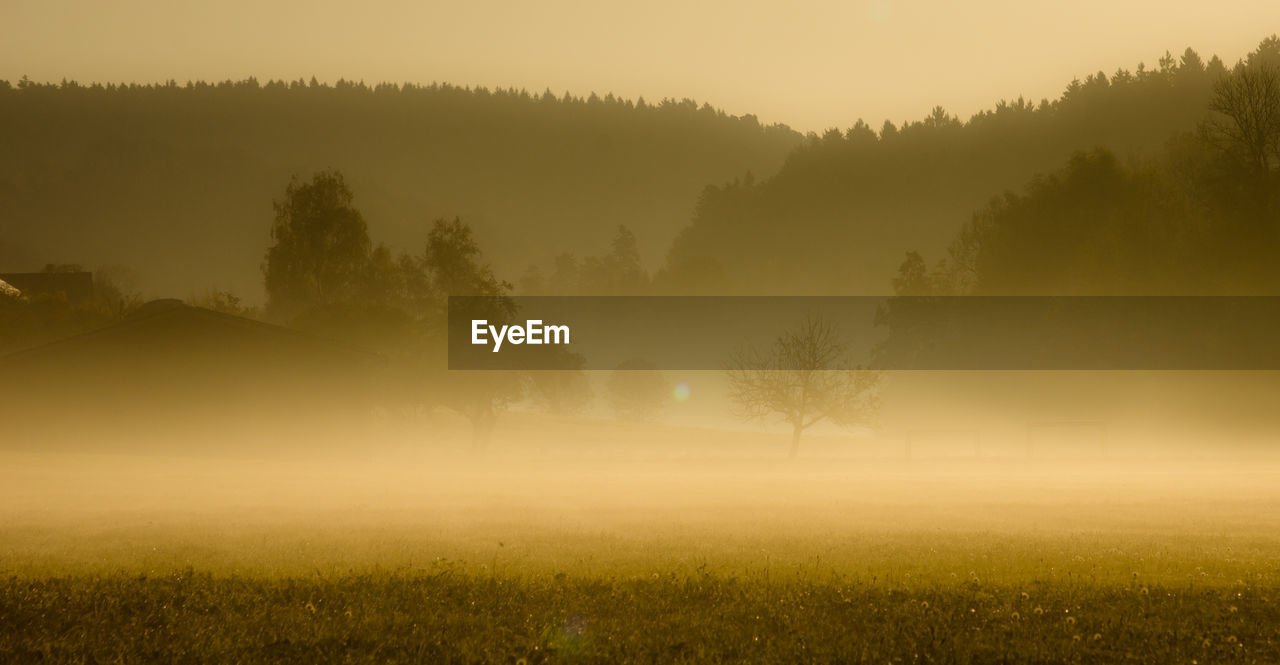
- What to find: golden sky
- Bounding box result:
[3,0,1277,132]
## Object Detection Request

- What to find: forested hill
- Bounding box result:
[0,79,800,299]
[660,46,1237,294]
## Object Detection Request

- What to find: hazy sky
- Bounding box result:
[3,0,1277,132]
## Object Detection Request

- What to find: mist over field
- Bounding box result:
[5,442,1280,580]
[4,2,1280,661]
[4,429,1280,662]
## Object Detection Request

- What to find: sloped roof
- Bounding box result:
[1,299,383,370]
[0,271,93,303]
[0,300,391,445]
[0,278,19,298]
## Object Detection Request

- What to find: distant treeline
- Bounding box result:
[3,38,1278,304]
[0,77,800,298]
[663,39,1280,295]
[5,37,1280,446]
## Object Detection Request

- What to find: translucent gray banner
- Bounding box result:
[447,296,1280,370]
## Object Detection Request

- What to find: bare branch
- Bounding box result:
[725,315,882,457]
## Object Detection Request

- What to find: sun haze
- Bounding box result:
[3,0,1277,131]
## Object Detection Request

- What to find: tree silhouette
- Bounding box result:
[891,126,1280,297]
[726,316,880,458]
[1205,60,1280,179]
[263,171,373,315]
[599,225,648,295]
[0,77,799,300]
[657,40,1256,295]
[420,218,521,449]
[528,226,651,295]
[423,218,511,301]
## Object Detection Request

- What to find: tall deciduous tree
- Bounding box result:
[1205,60,1280,180]
[421,217,521,449]
[263,171,372,315]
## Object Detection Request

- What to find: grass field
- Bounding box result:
[4,571,1276,664]
[2,444,1279,663]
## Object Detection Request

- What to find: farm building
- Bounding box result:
[0,299,387,452]
[0,270,95,303]
[0,278,20,299]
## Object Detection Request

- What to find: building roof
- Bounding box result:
[1,298,382,369]
[0,271,94,303]
[0,300,391,448]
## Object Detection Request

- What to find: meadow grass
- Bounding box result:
[2,451,1279,662]
[1,567,1275,664]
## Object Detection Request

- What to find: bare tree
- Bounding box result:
[726,316,880,458]
[1204,61,1280,177]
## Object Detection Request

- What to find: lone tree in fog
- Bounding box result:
[726,316,880,458]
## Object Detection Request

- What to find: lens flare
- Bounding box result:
[673,382,692,401]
